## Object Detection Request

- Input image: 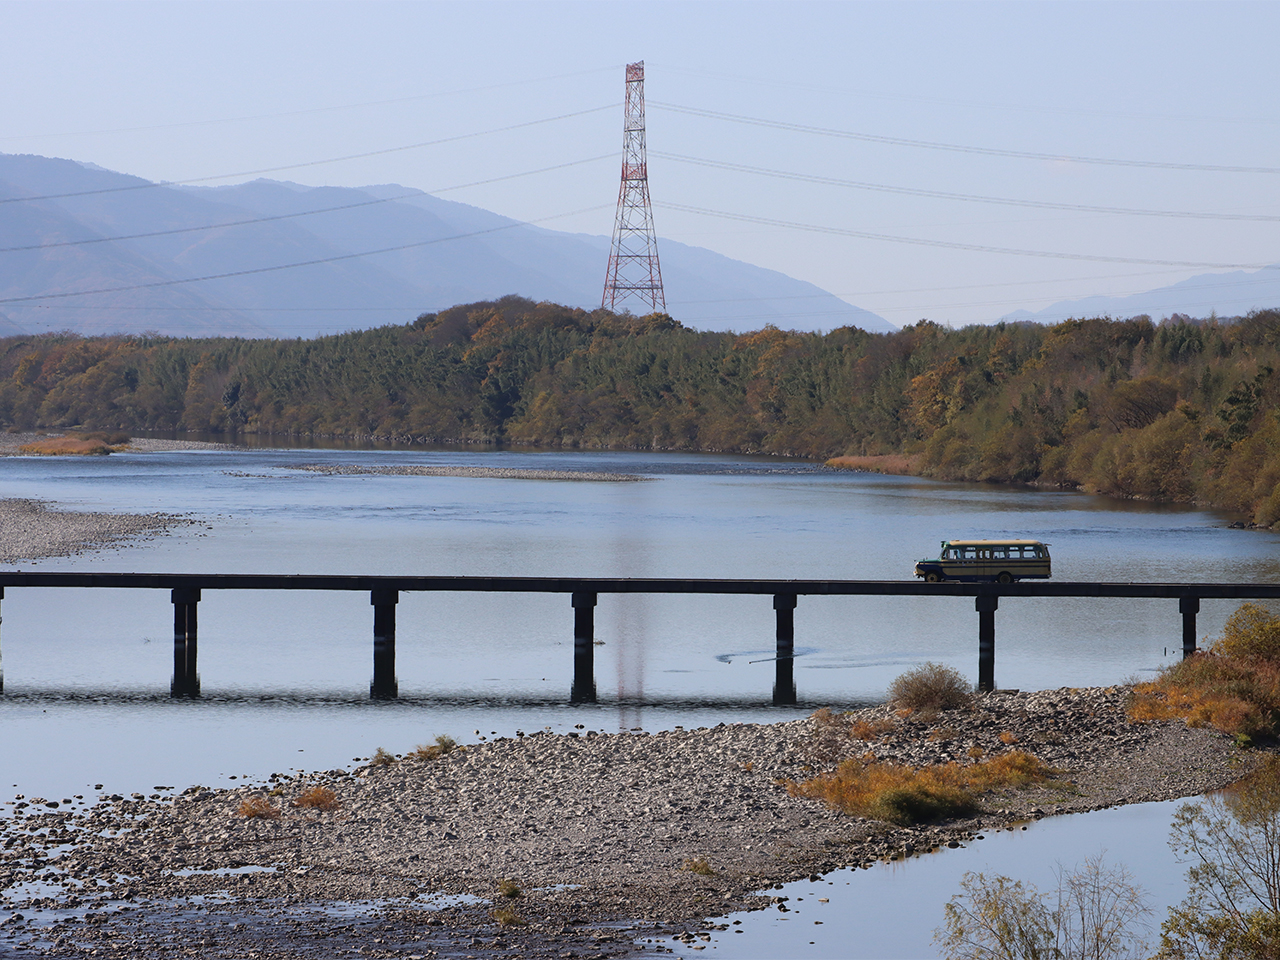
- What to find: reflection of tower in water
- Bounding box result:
[608,521,652,731]
[613,593,648,732]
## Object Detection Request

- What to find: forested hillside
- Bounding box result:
[4,296,1280,525]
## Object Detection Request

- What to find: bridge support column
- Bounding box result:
[773,593,797,706]
[976,593,998,693]
[170,587,200,698]
[371,589,398,700]
[1180,596,1200,659]
[571,592,597,704]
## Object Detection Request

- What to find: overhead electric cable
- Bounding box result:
[0,66,622,142]
[658,201,1279,270]
[658,65,1280,125]
[654,152,1280,221]
[0,104,618,207]
[0,154,615,255]
[649,102,1280,174]
[0,205,611,306]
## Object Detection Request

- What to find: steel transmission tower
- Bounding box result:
[602,61,665,313]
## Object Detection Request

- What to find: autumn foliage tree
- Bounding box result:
[4,298,1280,524]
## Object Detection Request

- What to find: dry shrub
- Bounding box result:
[410,735,457,761]
[789,750,1054,826]
[370,747,396,766]
[293,786,339,811]
[1214,603,1280,661]
[497,878,522,899]
[998,730,1019,745]
[888,662,973,712]
[19,436,116,456]
[1129,603,1280,738]
[968,746,986,759]
[236,795,280,819]
[683,857,715,876]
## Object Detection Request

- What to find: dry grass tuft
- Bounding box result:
[967,746,986,759]
[497,878,522,899]
[1129,602,1280,738]
[998,730,1019,745]
[236,795,281,819]
[490,905,528,927]
[850,718,896,741]
[825,454,921,476]
[19,436,118,456]
[410,735,457,761]
[683,857,716,876]
[293,786,339,811]
[370,747,396,766]
[788,750,1055,826]
[888,663,973,712]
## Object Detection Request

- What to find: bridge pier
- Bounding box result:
[371,588,398,699]
[571,592,597,703]
[1180,596,1200,658]
[773,593,797,705]
[976,593,998,692]
[170,587,200,698]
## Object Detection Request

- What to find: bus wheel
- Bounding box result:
[925,572,943,583]
[997,572,1014,584]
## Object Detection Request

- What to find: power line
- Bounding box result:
[0,205,612,307]
[658,64,1280,126]
[0,104,618,207]
[649,102,1280,174]
[658,201,1279,270]
[0,66,622,142]
[0,155,615,255]
[654,152,1280,222]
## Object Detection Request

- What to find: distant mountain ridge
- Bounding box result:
[1001,267,1280,324]
[0,153,894,338]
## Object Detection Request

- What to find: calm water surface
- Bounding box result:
[0,447,1271,956]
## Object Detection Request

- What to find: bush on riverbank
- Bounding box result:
[888,662,973,713]
[788,750,1054,825]
[1130,603,1280,738]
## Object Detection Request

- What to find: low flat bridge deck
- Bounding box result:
[1,573,1276,701]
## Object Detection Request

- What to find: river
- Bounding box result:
[0,445,1272,956]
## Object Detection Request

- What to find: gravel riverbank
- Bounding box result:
[292,464,653,482]
[0,499,194,564]
[0,687,1246,959]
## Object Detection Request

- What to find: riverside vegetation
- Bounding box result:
[3,298,1280,522]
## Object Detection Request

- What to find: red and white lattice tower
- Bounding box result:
[602,61,665,313]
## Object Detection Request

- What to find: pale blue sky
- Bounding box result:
[1,1,1277,327]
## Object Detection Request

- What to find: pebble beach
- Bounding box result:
[0,686,1243,959]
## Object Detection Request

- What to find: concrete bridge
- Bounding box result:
[1,573,1276,701]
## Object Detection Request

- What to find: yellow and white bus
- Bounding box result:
[913,539,1051,583]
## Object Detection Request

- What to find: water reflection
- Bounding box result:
[661,800,1191,960]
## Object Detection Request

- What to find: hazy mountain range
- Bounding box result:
[1001,266,1280,324]
[0,153,893,338]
